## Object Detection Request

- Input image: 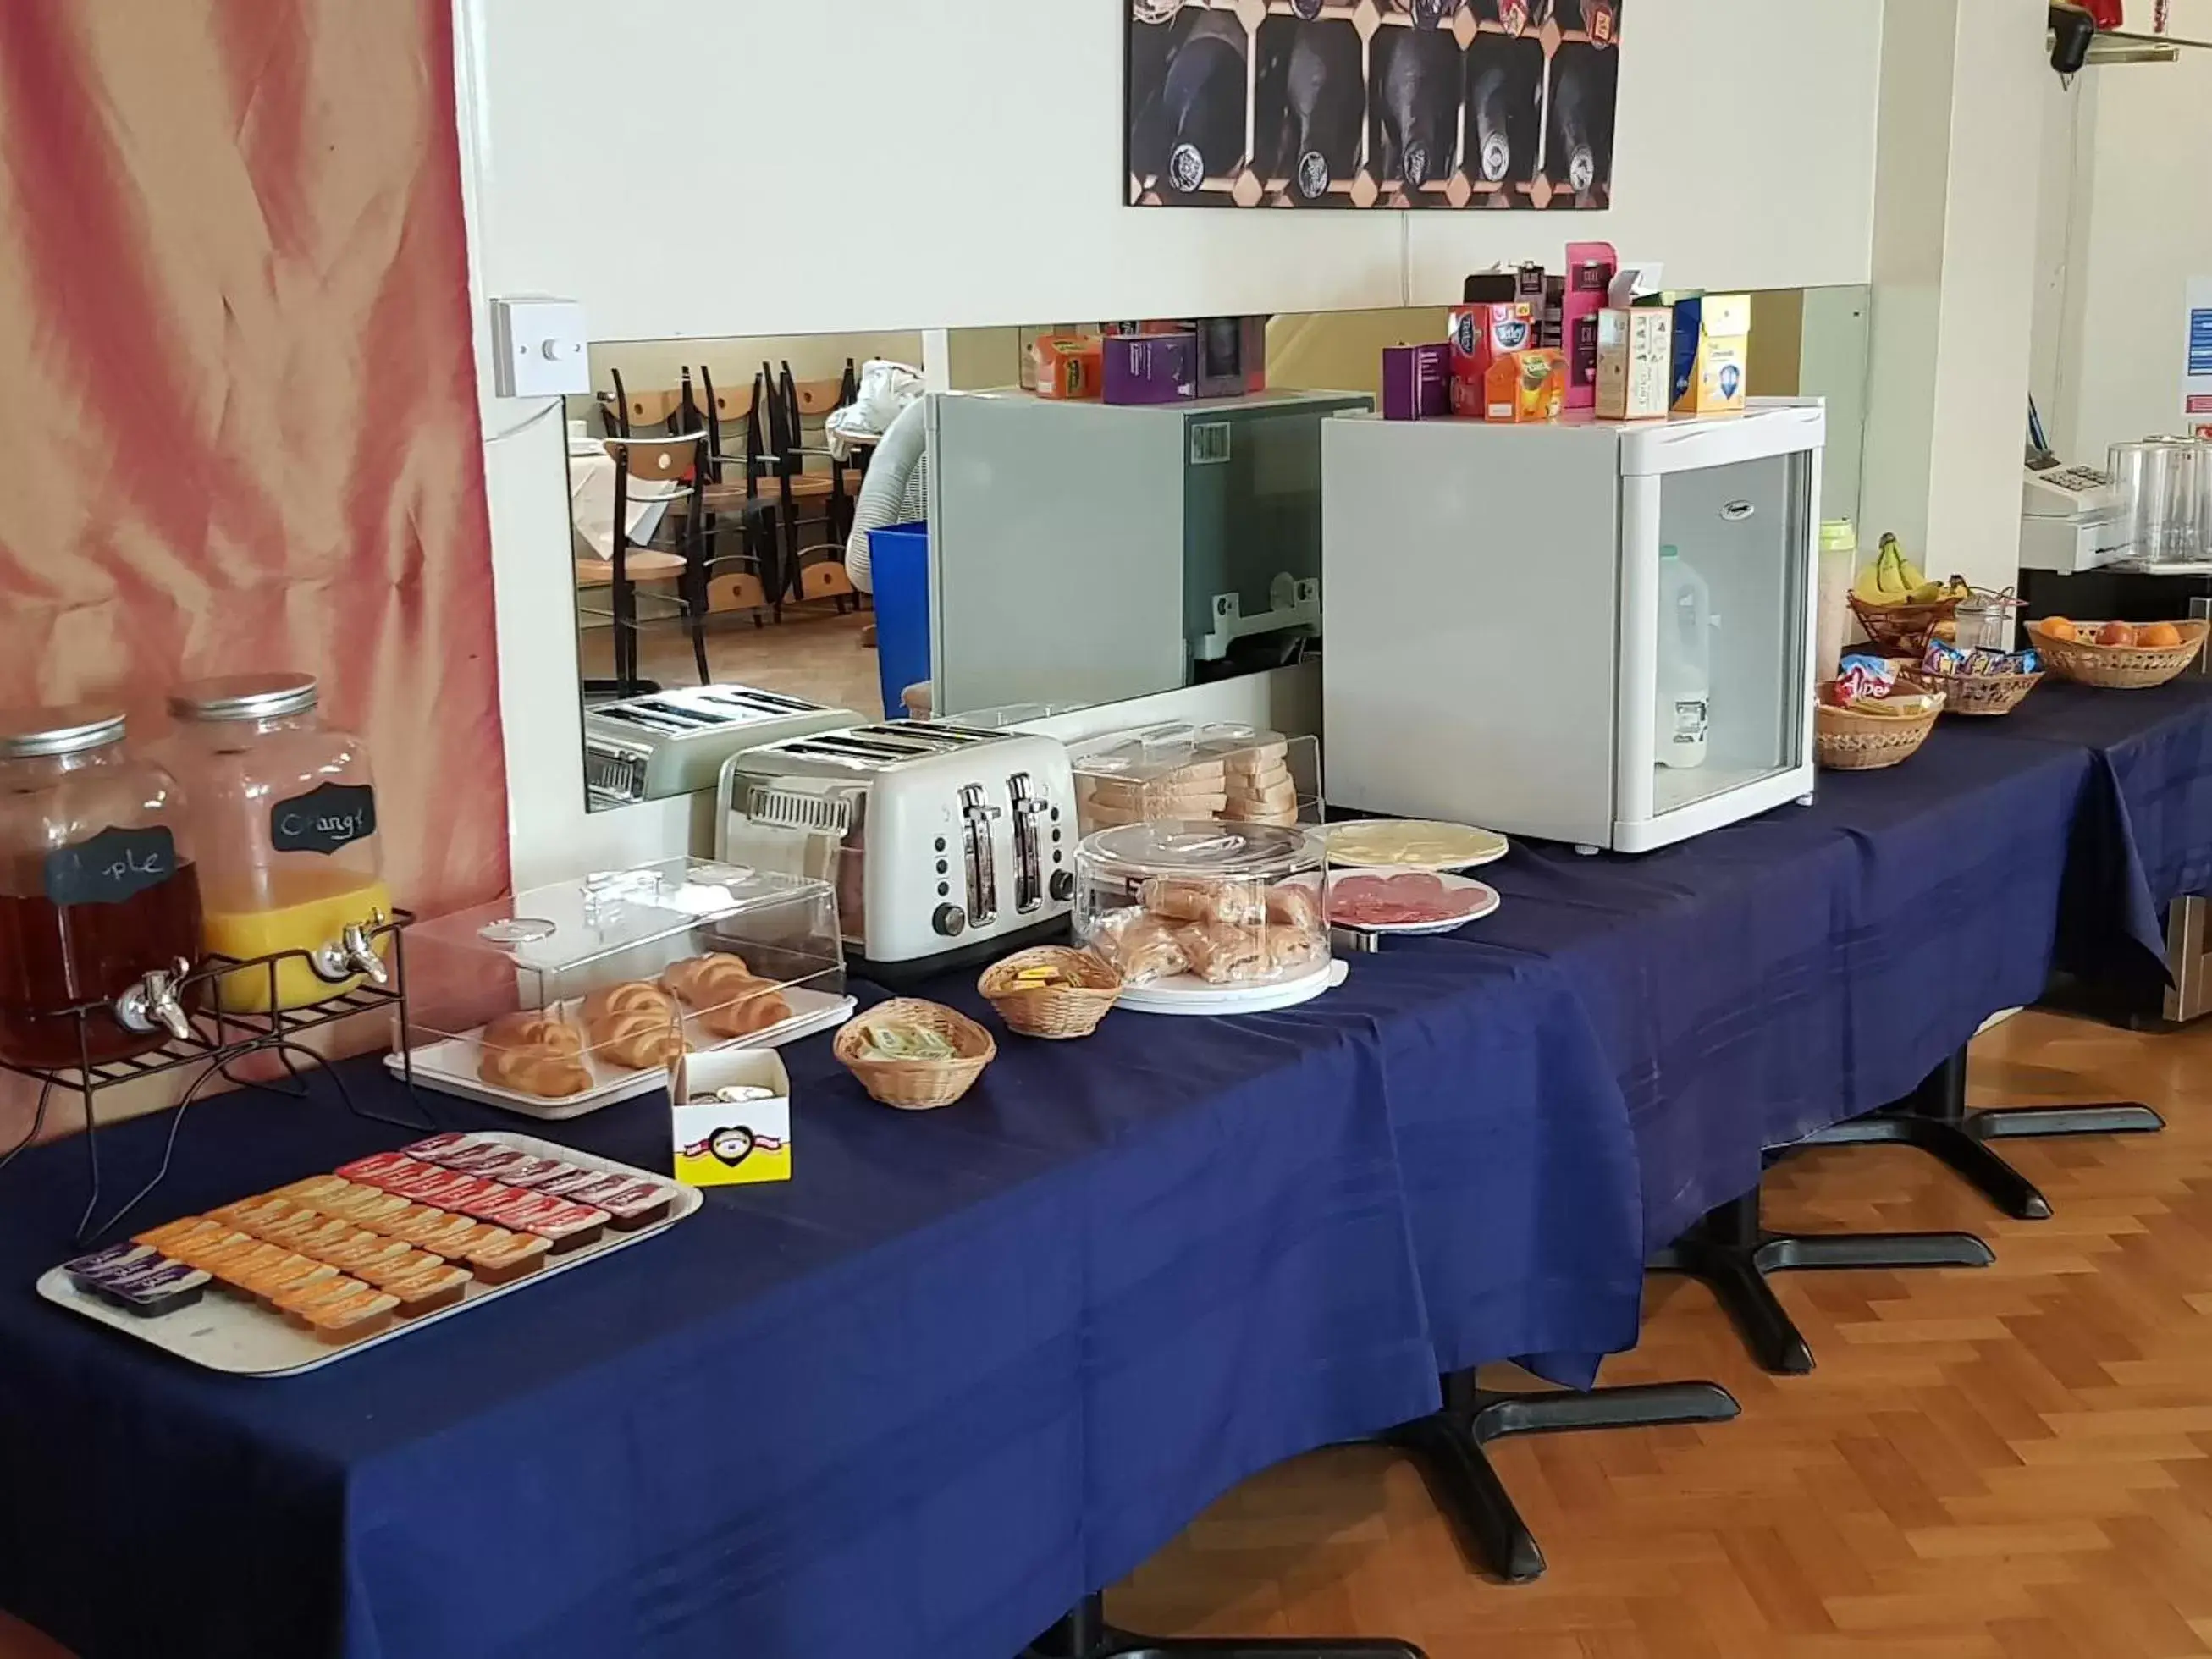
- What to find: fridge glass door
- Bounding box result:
[1647,450,1812,818]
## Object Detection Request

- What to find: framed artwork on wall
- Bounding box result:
[1126,0,1620,211]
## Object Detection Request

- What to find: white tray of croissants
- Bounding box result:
[387,951,856,1121]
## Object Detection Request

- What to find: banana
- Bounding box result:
[1877,534,1911,598]
[1852,558,1895,606]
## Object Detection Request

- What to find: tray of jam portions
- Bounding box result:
[36,1132,696,1376]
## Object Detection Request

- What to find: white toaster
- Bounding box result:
[716,723,1078,978]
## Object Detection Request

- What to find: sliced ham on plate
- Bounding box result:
[1327,870,1489,929]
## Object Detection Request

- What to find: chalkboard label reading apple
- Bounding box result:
[270,783,377,857]
[43,825,176,907]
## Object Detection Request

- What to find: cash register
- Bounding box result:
[2020,400,2133,574]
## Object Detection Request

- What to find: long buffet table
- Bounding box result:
[3,679,2209,1659]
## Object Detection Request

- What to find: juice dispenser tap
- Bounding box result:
[310,909,390,987]
[113,960,195,1044]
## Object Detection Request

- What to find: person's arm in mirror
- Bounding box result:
[844,397,929,597]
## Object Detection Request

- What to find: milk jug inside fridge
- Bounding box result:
[1655,545,1712,769]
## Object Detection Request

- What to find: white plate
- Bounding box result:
[36,1133,697,1377]
[1117,956,1349,1016]
[1281,870,1501,936]
[1322,818,1509,872]
[385,987,856,1121]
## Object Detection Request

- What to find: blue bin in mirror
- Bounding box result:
[869,522,930,721]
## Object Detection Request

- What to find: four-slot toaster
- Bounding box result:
[715,723,1078,977]
[583,685,861,808]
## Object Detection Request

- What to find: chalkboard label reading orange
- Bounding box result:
[42,825,176,908]
[270,783,378,857]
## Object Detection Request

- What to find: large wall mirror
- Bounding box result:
[563,289,1867,813]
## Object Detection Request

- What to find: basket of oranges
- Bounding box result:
[2027,618,2209,690]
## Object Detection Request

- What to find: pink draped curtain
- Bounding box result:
[0,0,508,1241]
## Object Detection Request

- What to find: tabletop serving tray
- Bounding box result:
[386,986,853,1120]
[36,1132,698,1378]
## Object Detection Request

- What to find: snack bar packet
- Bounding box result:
[1834,653,1899,706]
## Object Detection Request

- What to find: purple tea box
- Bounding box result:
[1101,332,1198,405]
[1382,343,1451,421]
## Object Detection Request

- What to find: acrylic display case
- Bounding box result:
[394,859,850,1118]
[1074,821,1342,1014]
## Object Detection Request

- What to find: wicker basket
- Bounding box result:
[978,946,1122,1039]
[833,998,996,1110]
[1900,667,2043,717]
[1814,686,1944,770]
[1848,592,1965,655]
[2027,620,2209,689]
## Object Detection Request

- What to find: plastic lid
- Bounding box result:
[1081,820,1317,882]
[168,672,318,723]
[409,859,821,972]
[0,703,126,759]
[1819,519,1856,553]
[1073,722,1288,784]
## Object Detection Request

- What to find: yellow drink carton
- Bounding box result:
[1670,293,1750,415]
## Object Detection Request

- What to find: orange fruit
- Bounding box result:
[2098,621,2137,648]
[2038,616,2077,642]
[2138,621,2183,648]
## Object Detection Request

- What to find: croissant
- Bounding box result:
[665,954,790,1039]
[1142,876,1265,927]
[1173,922,1271,985]
[477,1044,593,1098]
[697,977,793,1039]
[1095,909,1188,985]
[660,952,753,1006]
[1265,884,1321,933]
[481,1011,584,1057]
[581,980,679,1027]
[587,1008,685,1071]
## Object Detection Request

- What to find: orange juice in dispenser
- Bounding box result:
[152,674,392,1012]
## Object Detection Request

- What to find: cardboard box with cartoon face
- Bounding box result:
[671,1050,791,1188]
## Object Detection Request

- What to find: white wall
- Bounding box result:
[1857,0,2048,592]
[469,0,1883,337]
[1405,0,1882,300]
[2033,12,2212,464]
[456,0,1888,885]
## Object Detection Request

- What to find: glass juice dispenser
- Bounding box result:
[152,674,389,1011]
[1321,402,1825,852]
[0,707,202,1067]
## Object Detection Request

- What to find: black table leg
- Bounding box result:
[1385,1368,1739,1585]
[1650,1186,1992,1375]
[1801,1047,2162,1221]
[1023,1594,1422,1658]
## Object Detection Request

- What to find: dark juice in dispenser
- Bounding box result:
[0,863,204,1068]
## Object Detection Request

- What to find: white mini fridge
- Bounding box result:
[1321,400,1825,852]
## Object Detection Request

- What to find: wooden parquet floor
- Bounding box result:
[1111,1009,2212,1658]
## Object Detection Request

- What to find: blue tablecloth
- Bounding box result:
[9,683,2211,1659]
[1996,678,2212,987]
[0,945,1647,1659]
[1368,726,2095,1251]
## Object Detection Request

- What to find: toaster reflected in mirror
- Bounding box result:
[715,723,1078,982]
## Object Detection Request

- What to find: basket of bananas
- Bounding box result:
[1847,533,1975,653]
